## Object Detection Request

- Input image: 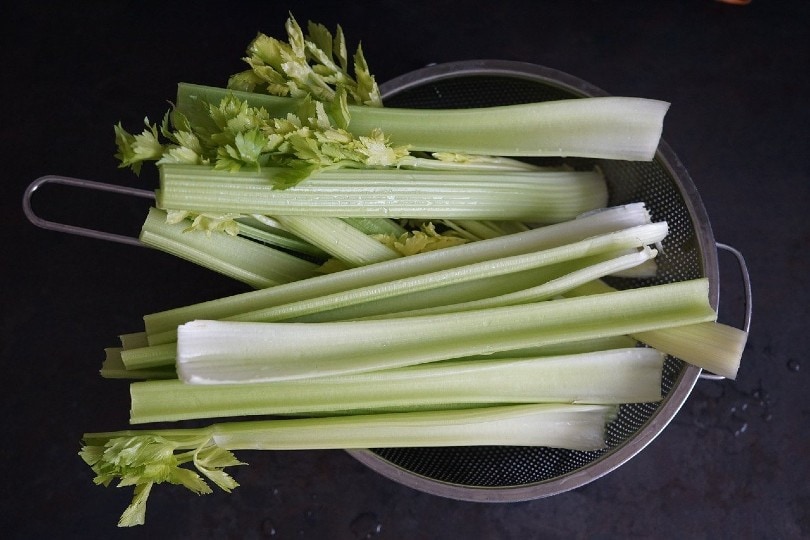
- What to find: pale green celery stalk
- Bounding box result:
[346,98,669,160]
[119,332,149,349]
[608,258,659,279]
[235,216,328,258]
[292,265,572,323]
[199,403,620,449]
[101,348,175,380]
[496,221,532,234]
[176,278,716,384]
[176,82,669,161]
[121,343,176,370]
[445,220,510,240]
[394,154,544,172]
[125,272,537,370]
[471,335,639,360]
[340,217,407,236]
[123,264,576,370]
[143,203,653,342]
[121,314,641,373]
[441,220,531,242]
[272,215,400,267]
[634,323,747,380]
[353,247,658,321]
[125,224,664,370]
[140,207,319,288]
[438,220,482,241]
[156,163,608,223]
[130,347,664,424]
[221,223,667,325]
[564,279,747,379]
[123,335,641,383]
[83,403,615,526]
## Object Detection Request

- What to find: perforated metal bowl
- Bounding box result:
[346,60,718,501]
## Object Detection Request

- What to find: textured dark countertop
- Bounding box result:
[3,2,808,538]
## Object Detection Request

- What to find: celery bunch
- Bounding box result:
[74,14,749,530]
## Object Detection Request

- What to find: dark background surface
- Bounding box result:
[2,1,808,538]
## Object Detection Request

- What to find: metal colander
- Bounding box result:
[346,60,719,501]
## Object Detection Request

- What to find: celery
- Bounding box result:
[82,16,713,530]
[227,16,383,107]
[82,403,617,526]
[222,224,666,325]
[234,216,328,258]
[122,248,656,370]
[394,153,547,172]
[139,207,319,288]
[176,278,716,384]
[142,203,654,342]
[470,335,639,360]
[634,323,747,379]
[565,279,747,379]
[121,343,176,370]
[272,215,399,267]
[177,82,669,161]
[118,332,149,350]
[351,247,658,321]
[442,219,517,241]
[121,333,641,374]
[122,221,665,370]
[130,348,663,424]
[339,216,407,236]
[101,348,175,380]
[156,163,609,223]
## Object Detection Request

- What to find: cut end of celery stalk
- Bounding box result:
[634,321,748,380]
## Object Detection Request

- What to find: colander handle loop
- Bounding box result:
[22,175,155,247]
[699,242,752,381]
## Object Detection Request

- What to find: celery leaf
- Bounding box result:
[228,15,382,107]
[80,433,245,527]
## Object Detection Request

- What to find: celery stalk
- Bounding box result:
[634,323,747,380]
[82,403,616,526]
[121,343,176,370]
[292,250,649,323]
[339,217,408,236]
[470,335,639,360]
[139,207,319,288]
[351,247,658,321]
[101,348,175,380]
[272,215,399,267]
[156,163,609,223]
[118,332,149,349]
[235,216,328,258]
[225,224,666,324]
[176,278,716,384]
[565,279,747,379]
[85,404,617,452]
[130,348,664,424]
[177,82,669,161]
[123,223,665,370]
[142,203,654,341]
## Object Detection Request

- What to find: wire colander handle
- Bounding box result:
[699,242,752,381]
[22,175,155,247]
